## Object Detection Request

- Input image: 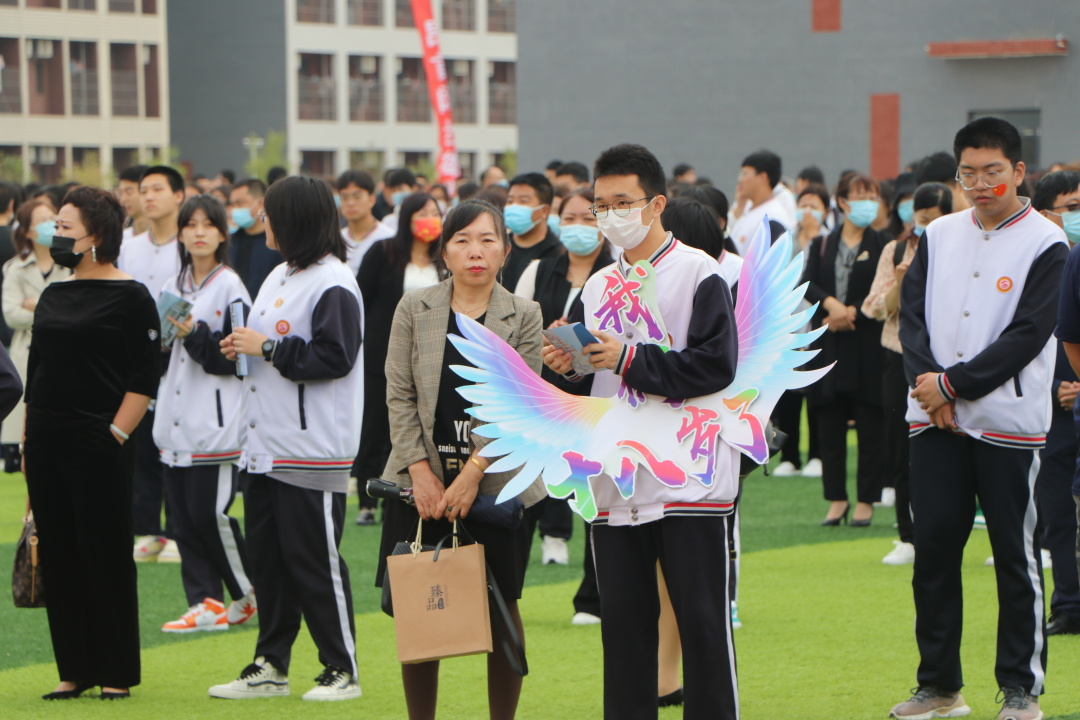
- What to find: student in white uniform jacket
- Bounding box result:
[211,176,365,702]
[153,196,256,635]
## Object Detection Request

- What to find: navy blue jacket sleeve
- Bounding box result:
[939,243,1067,401]
[0,344,23,421]
[617,274,737,399]
[898,234,944,386]
[272,286,362,382]
[183,298,249,377]
[1055,243,1080,343]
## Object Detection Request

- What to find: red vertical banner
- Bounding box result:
[411,0,460,188]
[870,93,900,180]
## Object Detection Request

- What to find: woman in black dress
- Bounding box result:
[23,186,161,700]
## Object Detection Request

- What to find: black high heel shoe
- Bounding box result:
[42,682,94,700]
[100,690,130,700]
[821,504,850,526]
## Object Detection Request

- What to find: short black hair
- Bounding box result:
[546,159,563,172]
[387,167,417,189]
[118,164,148,184]
[177,195,231,290]
[673,163,694,178]
[62,185,124,265]
[508,172,554,206]
[912,182,954,214]
[662,197,724,259]
[555,162,589,185]
[336,169,376,194]
[797,165,825,185]
[798,183,832,213]
[385,192,438,272]
[1033,171,1080,212]
[593,144,667,199]
[456,181,480,201]
[741,150,782,189]
[914,151,958,185]
[679,185,729,229]
[219,169,236,184]
[267,166,288,185]
[141,165,185,193]
[34,185,66,212]
[193,173,208,182]
[0,181,19,213]
[262,176,346,269]
[953,117,1023,166]
[233,178,267,198]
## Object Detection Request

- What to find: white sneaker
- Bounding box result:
[571,612,601,625]
[973,512,987,529]
[227,590,258,625]
[882,540,915,565]
[133,535,166,562]
[157,539,182,563]
[302,666,362,702]
[541,536,569,565]
[801,458,823,477]
[731,601,742,630]
[1042,548,1052,569]
[986,555,995,566]
[209,657,289,699]
[162,598,229,633]
[772,461,798,477]
[876,487,896,508]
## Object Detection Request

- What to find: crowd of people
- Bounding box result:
[1,115,1078,720]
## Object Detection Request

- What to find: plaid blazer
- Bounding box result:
[383,278,548,506]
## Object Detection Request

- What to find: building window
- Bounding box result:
[487,0,514,32]
[143,44,159,117]
[30,145,65,184]
[401,151,431,173]
[28,39,65,116]
[110,43,137,116]
[68,0,96,9]
[0,0,19,6]
[348,55,383,122]
[70,41,99,116]
[297,0,334,24]
[108,0,135,11]
[446,58,475,124]
[442,0,474,31]
[300,150,335,177]
[488,60,515,125]
[396,57,430,123]
[0,37,22,114]
[112,146,138,174]
[349,150,384,176]
[27,0,62,8]
[457,151,475,181]
[141,0,156,13]
[395,0,413,28]
[347,0,382,26]
[298,53,336,121]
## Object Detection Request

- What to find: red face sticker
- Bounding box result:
[996,277,1013,293]
[991,183,1008,197]
[276,320,290,335]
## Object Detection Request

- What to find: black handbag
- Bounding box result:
[12,515,44,608]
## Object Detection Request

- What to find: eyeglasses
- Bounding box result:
[955,168,1010,191]
[1047,202,1080,216]
[590,196,655,220]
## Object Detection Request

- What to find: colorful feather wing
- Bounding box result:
[448,314,614,503]
[719,216,833,462]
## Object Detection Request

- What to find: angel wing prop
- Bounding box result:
[448,217,833,521]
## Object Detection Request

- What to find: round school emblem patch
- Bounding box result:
[275,320,290,335]
[274,298,284,308]
[996,277,1013,293]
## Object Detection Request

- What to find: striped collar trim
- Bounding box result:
[971,198,1032,231]
[617,233,676,275]
[182,263,226,293]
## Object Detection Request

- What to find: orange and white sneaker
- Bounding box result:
[133,535,166,562]
[227,590,257,626]
[162,598,229,633]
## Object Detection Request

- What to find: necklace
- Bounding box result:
[451,297,490,316]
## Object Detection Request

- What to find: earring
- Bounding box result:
[91,245,97,263]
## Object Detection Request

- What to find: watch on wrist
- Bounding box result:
[261,339,276,362]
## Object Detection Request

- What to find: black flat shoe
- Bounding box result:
[1047,613,1080,636]
[42,683,94,700]
[100,690,130,700]
[659,687,683,707]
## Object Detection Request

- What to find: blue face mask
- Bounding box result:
[1062,210,1080,244]
[559,225,600,256]
[504,204,540,236]
[228,224,239,235]
[231,207,255,230]
[897,199,915,225]
[913,223,926,237]
[494,180,509,189]
[845,199,880,229]
[547,214,561,237]
[334,194,342,209]
[33,220,56,248]
[795,208,823,225]
[392,191,411,208]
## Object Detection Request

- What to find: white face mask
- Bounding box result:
[596,198,656,250]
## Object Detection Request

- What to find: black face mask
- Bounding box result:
[50,235,85,269]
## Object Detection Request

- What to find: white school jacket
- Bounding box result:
[118,231,181,303]
[241,256,364,475]
[153,265,251,466]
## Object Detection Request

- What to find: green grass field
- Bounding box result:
[2,453,1079,719]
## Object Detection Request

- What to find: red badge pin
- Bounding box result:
[996,277,1013,293]
[276,320,290,335]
